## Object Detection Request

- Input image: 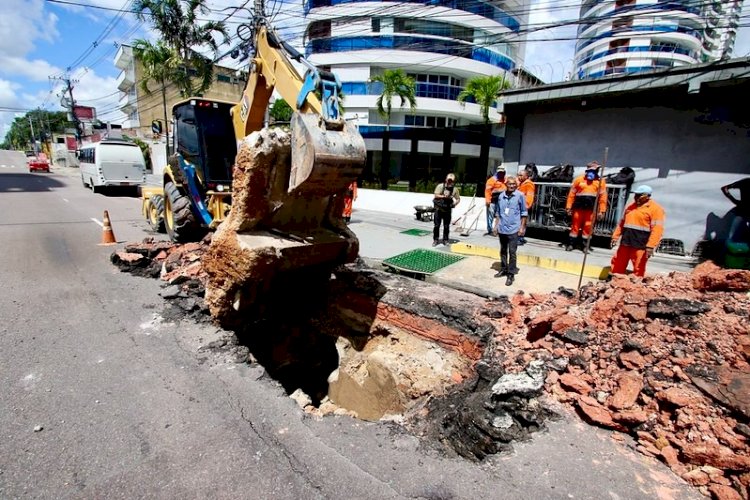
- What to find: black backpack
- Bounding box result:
[604,167,636,187]
[540,164,575,183]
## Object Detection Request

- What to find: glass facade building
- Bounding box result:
[575,0,742,79]
[303,0,529,190]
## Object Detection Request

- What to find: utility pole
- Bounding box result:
[28,115,37,153]
[50,75,82,146]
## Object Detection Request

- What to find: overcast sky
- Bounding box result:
[1,0,748,141]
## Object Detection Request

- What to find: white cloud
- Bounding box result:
[0,0,59,57]
[73,67,126,123]
[522,0,581,82]
[0,56,63,82]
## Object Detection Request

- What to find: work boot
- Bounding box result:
[494,269,507,278]
[564,236,574,252]
[442,239,449,246]
[432,240,439,247]
[505,275,514,286]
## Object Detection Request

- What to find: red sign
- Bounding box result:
[66,136,77,151]
[73,105,96,121]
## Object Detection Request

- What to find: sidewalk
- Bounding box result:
[351,208,698,298]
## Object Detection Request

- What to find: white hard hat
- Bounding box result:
[633,185,653,195]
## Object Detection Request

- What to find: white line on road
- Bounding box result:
[91,218,104,227]
[62,198,69,203]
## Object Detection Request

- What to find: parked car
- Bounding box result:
[27,152,50,173]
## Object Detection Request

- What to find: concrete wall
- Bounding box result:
[517,106,750,175]
[504,104,750,252]
[354,188,487,228]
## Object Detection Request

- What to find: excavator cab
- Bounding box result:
[173,99,236,190]
[160,99,238,241]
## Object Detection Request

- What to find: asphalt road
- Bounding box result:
[0,149,698,499]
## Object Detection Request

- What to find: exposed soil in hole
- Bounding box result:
[114,241,750,499]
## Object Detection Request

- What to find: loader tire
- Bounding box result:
[163,181,199,242]
[147,194,166,233]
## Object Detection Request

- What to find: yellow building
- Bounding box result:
[114,44,245,139]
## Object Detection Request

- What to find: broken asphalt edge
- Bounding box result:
[361,256,508,300]
[449,241,610,280]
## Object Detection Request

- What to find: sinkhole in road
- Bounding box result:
[226,266,475,421]
[112,248,558,460]
[219,266,558,459]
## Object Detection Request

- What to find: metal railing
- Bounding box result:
[527,182,629,236]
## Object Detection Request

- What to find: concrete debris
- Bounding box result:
[494,268,750,498]
[113,238,750,498]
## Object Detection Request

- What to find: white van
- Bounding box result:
[79,140,147,192]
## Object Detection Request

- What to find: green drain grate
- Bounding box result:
[400,228,432,237]
[382,248,465,275]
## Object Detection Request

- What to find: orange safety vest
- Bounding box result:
[485,176,506,204]
[518,179,535,209]
[612,200,665,249]
[566,175,608,214]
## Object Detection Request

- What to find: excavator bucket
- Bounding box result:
[289,112,366,196]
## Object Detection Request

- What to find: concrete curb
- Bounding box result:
[448,241,610,280]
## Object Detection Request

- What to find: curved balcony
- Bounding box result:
[576,39,701,66]
[304,0,521,32]
[576,24,702,53]
[306,35,515,70]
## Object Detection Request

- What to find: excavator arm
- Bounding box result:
[203,23,366,324]
[230,26,361,195]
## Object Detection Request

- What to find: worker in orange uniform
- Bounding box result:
[342,180,357,224]
[516,166,535,245]
[565,161,608,251]
[484,164,506,236]
[610,185,665,277]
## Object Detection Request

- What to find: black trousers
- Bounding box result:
[499,233,520,275]
[434,209,451,241]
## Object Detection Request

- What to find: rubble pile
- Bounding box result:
[112,240,750,498]
[111,238,210,321]
[488,261,750,500]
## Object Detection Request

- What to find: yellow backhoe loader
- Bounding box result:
[141,18,366,321]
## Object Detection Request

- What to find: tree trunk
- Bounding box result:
[441,127,452,180]
[476,124,491,198]
[409,131,419,192]
[380,125,390,190]
[162,83,170,157]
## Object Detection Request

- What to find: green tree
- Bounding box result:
[1,110,70,150]
[457,74,511,196]
[269,99,293,123]
[134,0,229,96]
[132,39,180,155]
[371,69,416,190]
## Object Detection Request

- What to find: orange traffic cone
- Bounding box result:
[99,210,117,245]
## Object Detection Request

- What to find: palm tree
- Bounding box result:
[134,0,228,96]
[371,69,416,190]
[132,39,180,155]
[458,74,512,196]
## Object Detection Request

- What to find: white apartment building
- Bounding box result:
[575,0,742,79]
[303,0,529,188]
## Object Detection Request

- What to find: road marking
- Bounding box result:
[62,198,69,203]
[91,218,104,227]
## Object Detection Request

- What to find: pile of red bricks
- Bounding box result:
[490,262,750,500]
